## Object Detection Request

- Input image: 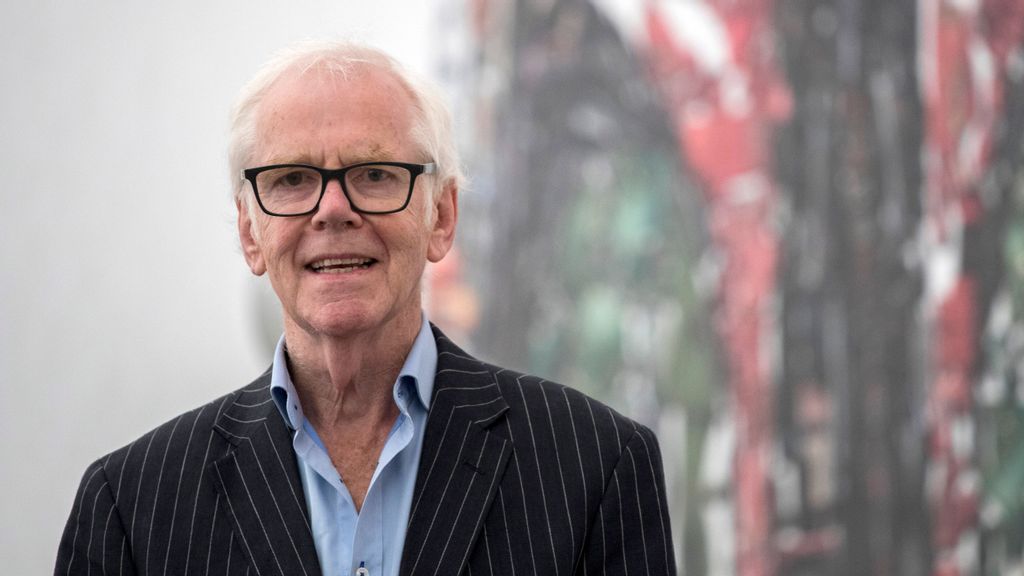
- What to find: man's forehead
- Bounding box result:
[258,143,400,166]
[251,65,418,165]
[261,63,410,114]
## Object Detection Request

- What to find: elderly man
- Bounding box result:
[56,41,676,576]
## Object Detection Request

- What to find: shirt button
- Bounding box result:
[355,567,369,576]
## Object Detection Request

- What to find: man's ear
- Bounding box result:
[237,200,267,275]
[427,182,458,263]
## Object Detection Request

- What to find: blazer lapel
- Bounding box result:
[209,375,321,576]
[401,328,513,576]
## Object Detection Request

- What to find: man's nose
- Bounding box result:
[313,178,362,227]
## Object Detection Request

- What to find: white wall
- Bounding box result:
[0,3,438,573]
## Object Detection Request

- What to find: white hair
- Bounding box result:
[228,40,464,210]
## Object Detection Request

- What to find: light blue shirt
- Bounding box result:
[270,317,436,576]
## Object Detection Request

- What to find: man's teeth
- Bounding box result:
[310,258,374,273]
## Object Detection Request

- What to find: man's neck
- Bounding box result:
[282,308,422,433]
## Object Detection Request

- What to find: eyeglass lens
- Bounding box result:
[255,164,414,214]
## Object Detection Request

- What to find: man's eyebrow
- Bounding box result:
[257,151,317,165]
[260,145,399,167]
[344,144,395,163]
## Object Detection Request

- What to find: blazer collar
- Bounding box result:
[209,327,513,576]
[210,372,323,576]
[400,326,513,575]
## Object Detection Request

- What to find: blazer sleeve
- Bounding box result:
[581,424,677,575]
[55,459,137,576]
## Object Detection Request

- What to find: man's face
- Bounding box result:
[237,66,457,340]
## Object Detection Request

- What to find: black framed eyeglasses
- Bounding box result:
[241,161,436,217]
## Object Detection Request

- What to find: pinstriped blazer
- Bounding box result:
[56,327,676,575]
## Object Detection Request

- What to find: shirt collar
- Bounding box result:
[397,315,436,412]
[270,314,436,431]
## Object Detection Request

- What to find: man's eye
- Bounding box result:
[365,169,391,182]
[280,171,309,187]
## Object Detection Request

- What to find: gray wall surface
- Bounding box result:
[0,3,439,573]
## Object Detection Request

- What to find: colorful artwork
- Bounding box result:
[429,0,1024,574]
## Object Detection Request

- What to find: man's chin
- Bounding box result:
[285,293,423,339]
[304,308,380,338]
[295,301,409,338]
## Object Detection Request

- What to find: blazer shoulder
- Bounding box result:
[90,372,271,502]
[432,327,659,468]
[488,364,650,456]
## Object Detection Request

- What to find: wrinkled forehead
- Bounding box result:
[251,63,422,160]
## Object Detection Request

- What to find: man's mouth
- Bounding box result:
[308,257,377,274]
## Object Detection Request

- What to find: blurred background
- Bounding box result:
[4,1,1024,575]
